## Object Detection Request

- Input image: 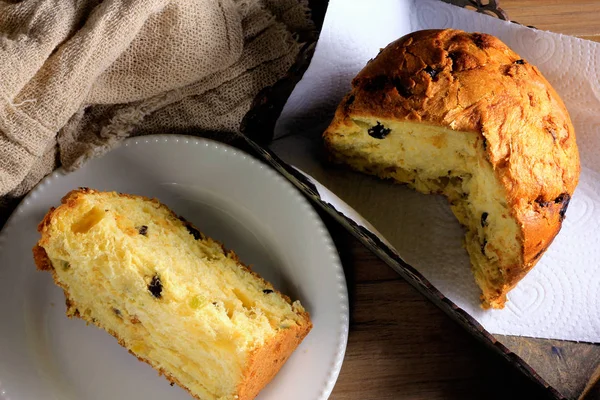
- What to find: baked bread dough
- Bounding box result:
[323,29,580,309]
[33,188,312,400]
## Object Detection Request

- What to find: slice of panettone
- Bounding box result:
[323,29,580,309]
[33,188,312,400]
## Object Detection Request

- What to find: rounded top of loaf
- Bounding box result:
[341,28,580,275]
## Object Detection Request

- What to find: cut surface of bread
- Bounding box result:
[33,188,312,400]
[324,29,580,309]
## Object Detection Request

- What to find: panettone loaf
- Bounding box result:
[323,29,580,309]
[33,188,312,400]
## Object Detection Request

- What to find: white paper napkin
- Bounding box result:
[272,0,600,342]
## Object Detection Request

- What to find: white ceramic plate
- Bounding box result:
[0,136,348,400]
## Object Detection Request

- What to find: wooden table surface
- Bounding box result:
[325,2,600,399]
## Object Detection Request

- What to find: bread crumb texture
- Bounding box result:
[323,29,580,309]
[34,188,312,400]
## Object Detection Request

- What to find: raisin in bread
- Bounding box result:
[323,29,580,309]
[33,188,312,400]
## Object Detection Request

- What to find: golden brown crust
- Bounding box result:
[237,314,312,400]
[33,188,312,399]
[324,29,580,308]
[32,244,52,271]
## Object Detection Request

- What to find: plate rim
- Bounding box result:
[0,134,349,400]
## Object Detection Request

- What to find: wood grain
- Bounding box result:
[501,0,600,40]
[495,335,600,399]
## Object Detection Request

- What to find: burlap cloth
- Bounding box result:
[0,0,313,227]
